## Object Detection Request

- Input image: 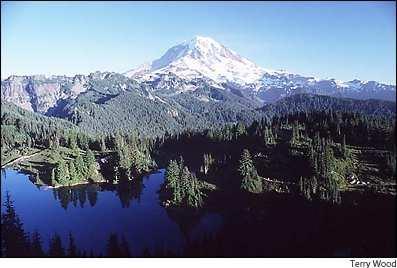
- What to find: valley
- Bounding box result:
[1,36,396,258]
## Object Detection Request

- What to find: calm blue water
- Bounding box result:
[0,168,222,256]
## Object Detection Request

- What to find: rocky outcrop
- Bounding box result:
[1,75,88,113]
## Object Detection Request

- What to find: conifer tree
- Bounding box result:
[77,134,89,151]
[187,174,204,208]
[74,154,86,180]
[180,166,191,203]
[239,149,262,193]
[100,136,106,152]
[68,161,77,184]
[68,133,78,151]
[165,160,179,191]
[84,149,97,178]
[55,158,70,185]
[203,153,214,175]
[131,148,150,175]
[1,192,30,257]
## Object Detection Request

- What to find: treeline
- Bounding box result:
[46,74,263,137]
[110,133,155,181]
[159,108,395,206]
[2,101,157,185]
[1,101,78,152]
[44,133,156,186]
[261,94,396,119]
[52,131,157,185]
[3,94,394,158]
[157,108,395,168]
[2,95,395,200]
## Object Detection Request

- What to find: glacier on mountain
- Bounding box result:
[124,36,395,103]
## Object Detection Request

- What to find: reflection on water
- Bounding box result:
[50,179,144,210]
[1,168,395,257]
[0,168,223,255]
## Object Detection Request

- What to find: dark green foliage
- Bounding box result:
[164,158,205,208]
[263,126,276,145]
[68,132,78,151]
[112,134,154,180]
[84,149,97,178]
[165,160,179,192]
[300,137,342,204]
[131,148,151,175]
[74,153,86,180]
[238,149,262,193]
[50,148,100,186]
[2,93,395,206]
[1,192,30,257]
[202,153,215,175]
[68,161,77,183]
[157,103,394,202]
[1,101,78,152]
[261,94,396,119]
[55,157,70,185]
[42,73,264,137]
[186,174,204,208]
[77,133,90,150]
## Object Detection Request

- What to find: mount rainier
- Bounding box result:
[124,36,395,103]
[1,36,395,118]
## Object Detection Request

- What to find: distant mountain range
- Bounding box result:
[1,36,395,136]
[124,36,396,103]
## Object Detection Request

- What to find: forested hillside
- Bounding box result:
[261,94,396,118]
[45,93,397,138]
[1,91,396,257]
[1,101,79,156]
[46,84,264,136]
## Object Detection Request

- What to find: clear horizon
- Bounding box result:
[1,1,396,84]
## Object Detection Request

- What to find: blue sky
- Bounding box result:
[1,1,396,84]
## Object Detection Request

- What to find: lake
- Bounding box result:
[0,168,222,256]
[1,167,395,257]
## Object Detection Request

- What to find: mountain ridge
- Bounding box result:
[123,36,396,103]
[1,36,395,117]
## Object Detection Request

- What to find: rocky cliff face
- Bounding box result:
[1,36,396,115]
[1,75,88,113]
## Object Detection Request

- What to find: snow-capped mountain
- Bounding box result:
[1,36,395,115]
[124,36,396,103]
[125,36,265,85]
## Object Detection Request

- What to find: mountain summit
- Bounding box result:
[125,36,265,84]
[124,36,395,102]
[1,36,395,115]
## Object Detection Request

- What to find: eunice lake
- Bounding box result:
[1,168,395,257]
[0,168,222,256]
